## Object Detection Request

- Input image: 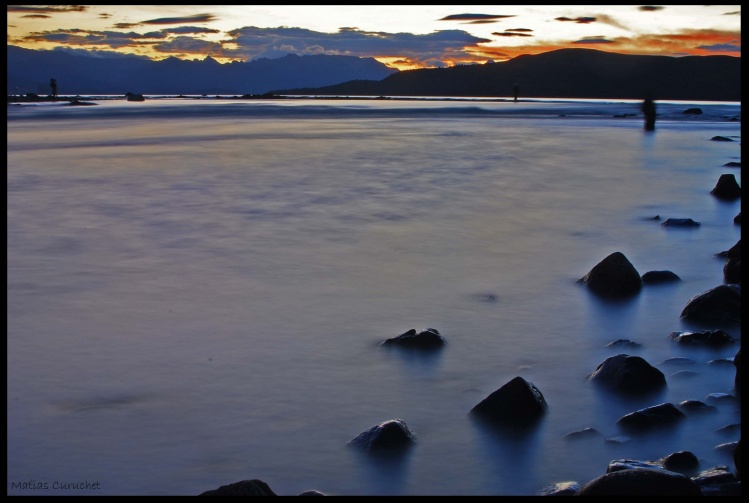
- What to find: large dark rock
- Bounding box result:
[347,419,416,452]
[470,376,548,426]
[382,328,446,349]
[677,399,718,415]
[577,252,642,297]
[679,284,741,326]
[576,468,702,495]
[616,402,686,432]
[587,354,666,395]
[692,466,741,495]
[669,329,736,347]
[710,173,741,201]
[661,218,700,227]
[199,479,277,496]
[538,481,581,495]
[720,240,741,284]
[642,270,681,284]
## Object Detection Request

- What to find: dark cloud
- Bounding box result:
[21,14,50,19]
[723,11,740,15]
[141,13,218,25]
[696,43,741,52]
[506,28,533,32]
[493,31,533,37]
[638,6,664,12]
[438,13,515,21]
[164,26,221,35]
[7,6,87,13]
[223,26,491,65]
[463,20,502,25]
[153,36,224,56]
[594,14,630,31]
[572,37,615,44]
[555,16,597,24]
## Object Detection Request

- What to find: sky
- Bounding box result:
[6,5,742,70]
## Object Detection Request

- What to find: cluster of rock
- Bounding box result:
[200,166,740,496]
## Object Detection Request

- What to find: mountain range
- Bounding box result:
[276,48,741,102]
[6,45,398,96]
[7,45,741,101]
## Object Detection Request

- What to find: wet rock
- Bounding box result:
[577,468,701,495]
[606,339,641,348]
[720,239,740,284]
[470,376,548,426]
[677,400,718,415]
[125,92,145,102]
[660,451,700,474]
[710,173,741,201]
[199,479,277,496]
[734,212,741,225]
[692,466,741,495]
[679,284,741,326]
[641,270,681,284]
[661,218,700,227]
[711,135,734,141]
[724,161,741,167]
[682,108,703,114]
[577,252,642,298]
[564,427,601,440]
[538,481,580,496]
[382,328,446,349]
[587,354,666,395]
[616,403,685,432]
[669,329,736,347]
[299,490,326,496]
[347,419,416,452]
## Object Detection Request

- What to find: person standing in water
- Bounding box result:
[642,96,656,131]
[513,82,519,102]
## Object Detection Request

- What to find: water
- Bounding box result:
[7,97,741,495]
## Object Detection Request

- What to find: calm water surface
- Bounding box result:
[7,98,741,495]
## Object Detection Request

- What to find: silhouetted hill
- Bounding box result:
[273,48,741,101]
[6,45,399,95]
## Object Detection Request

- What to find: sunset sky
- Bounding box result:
[7,5,742,70]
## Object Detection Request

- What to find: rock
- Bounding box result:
[641,270,681,284]
[577,468,701,495]
[587,354,666,395]
[299,490,326,496]
[538,481,581,495]
[199,479,277,496]
[347,419,416,452]
[721,239,740,284]
[616,403,685,432]
[382,327,446,349]
[679,284,741,326]
[677,400,718,415]
[606,339,641,348]
[735,438,741,480]
[724,161,741,167]
[577,252,642,298]
[682,108,703,114]
[661,218,700,227]
[734,348,741,395]
[692,466,741,495]
[710,173,741,200]
[711,135,734,141]
[669,329,736,347]
[734,212,741,225]
[470,376,548,426]
[660,451,700,474]
[125,92,145,101]
[564,427,601,440]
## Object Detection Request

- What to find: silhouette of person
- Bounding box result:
[50,78,57,97]
[641,96,656,131]
[513,83,519,102]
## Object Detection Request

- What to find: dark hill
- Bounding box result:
[272,48,741,102]
[6,45,399,96]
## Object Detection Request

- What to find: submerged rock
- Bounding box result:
[616,403,685,432]
[577,468,701,495]
[710,173,741,201]
[382,328,446,349]
[577,251,642,298]
[680,284,741,326]
[347,419,416,452]
[642,270,681,284]
[470,376,548,427]
[669,329,736,347]
[199,479,277,496]
[661,218,700,227]
[588,354,666,395]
